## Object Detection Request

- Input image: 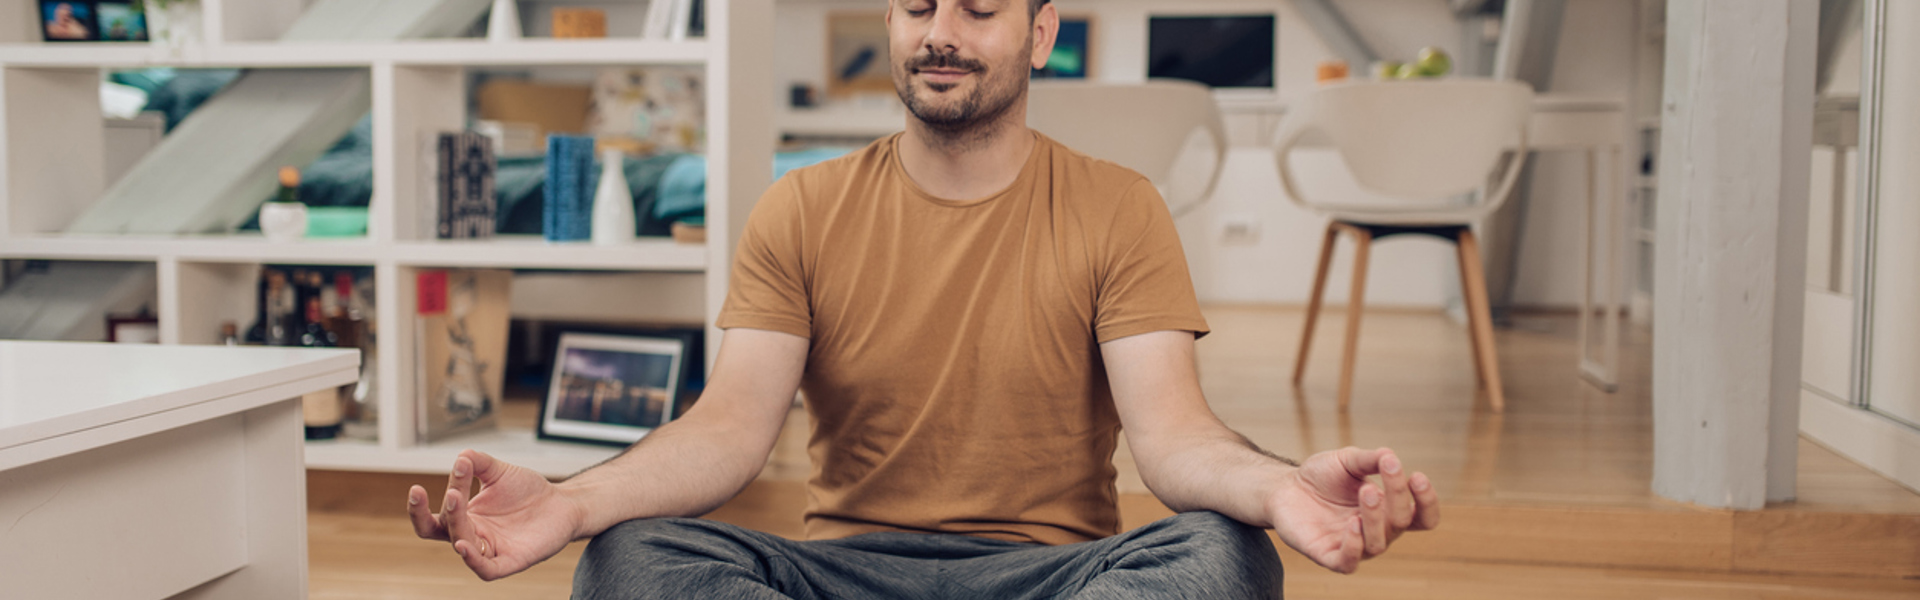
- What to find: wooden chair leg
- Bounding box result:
[1457,229,1506,412]
[1458,239,1488,391]
[1294,222,1340,386]
[1338,226,1372,411]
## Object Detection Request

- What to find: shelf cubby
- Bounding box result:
[0,0,775,473]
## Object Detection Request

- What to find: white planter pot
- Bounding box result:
[260,202,308,241]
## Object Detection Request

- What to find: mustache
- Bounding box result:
[906,52,986,73]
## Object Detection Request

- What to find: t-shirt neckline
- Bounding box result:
[889,130,1045,208]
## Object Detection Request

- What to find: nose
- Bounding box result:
[922,6,961,55]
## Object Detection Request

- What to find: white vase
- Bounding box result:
[260,202,308,241]
[488,0,521,42]
[592,149,636,245]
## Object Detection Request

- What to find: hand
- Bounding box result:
[1264,447,1439,574]
[408,450,585,581]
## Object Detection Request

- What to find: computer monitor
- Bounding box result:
[1147,14,1276,90]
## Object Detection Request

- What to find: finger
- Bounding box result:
[1334,446,1385,481]
[442,486,480,553]
[1359,483,1389,558]
[454,539,506,582]
[407,485,448,540]
[446,454,475,509]
[1409,471,1442,531]
[1379,450,1416,533]
[1336,515,1365,573]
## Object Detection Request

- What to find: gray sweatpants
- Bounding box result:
[572,511,1284,599]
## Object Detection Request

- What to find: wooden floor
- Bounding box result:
[308,305,1920,598]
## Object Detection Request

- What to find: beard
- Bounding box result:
[892,47,1029,135]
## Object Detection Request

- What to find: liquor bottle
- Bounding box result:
[328,271,360,349]
[245,269,268,344]
[301,296,344,440]
[300,297,338,348]
[264,270,296,346]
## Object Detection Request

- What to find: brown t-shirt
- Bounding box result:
[716,131,1208,545]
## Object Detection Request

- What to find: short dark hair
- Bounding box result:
[1030,0,1051,21]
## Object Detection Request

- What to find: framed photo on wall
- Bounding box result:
[1034,14,1094,79]
[40,1,98,42]
[95,1,148,42]
[537,333,687,447]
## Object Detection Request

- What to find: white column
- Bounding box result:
[1653,0,1816,509]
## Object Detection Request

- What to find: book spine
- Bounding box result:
[544,135,563,241]
[472,132,497,238]
[437,133,456,239]
[668,0,693,42]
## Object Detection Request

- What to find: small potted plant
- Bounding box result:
[136,0,201,54]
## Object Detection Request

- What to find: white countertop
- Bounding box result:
[0,341,359,451]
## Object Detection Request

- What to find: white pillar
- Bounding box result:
[1652,0,1816,509]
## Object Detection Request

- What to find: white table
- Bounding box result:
[0,341,358,600]
[1528,96,1634,393]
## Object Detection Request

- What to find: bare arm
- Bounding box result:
[409,327,807,580]
[1102,330,1440,573]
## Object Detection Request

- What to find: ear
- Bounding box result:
[1030,3,1060,70]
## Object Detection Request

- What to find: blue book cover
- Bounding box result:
[545,135,595,242]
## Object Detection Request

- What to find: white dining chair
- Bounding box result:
[1273,78,1533,412]
[1027,79,1228,217]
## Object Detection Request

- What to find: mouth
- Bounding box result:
[914,68,973,84]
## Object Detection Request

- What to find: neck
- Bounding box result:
[898,108,1035,201]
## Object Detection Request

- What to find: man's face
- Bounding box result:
[887,0,1051,131]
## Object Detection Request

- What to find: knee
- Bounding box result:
[575,518,766,598]
[1149,512,1284,594]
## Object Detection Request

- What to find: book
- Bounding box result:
[668,0,694,41]
[436,131,497,239]
[415,268,513,442]
[544,135,595,242]
[642,0,676,40]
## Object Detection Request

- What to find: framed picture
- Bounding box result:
[40,1,98,42]
[96,1,147,42]
[825,12,893,98]
[107,313,159,343]
[538,332,687,447]
[1034,15,1094,79]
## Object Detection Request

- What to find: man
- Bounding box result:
[409,1,1439,597]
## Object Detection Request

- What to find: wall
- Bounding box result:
[770,0,1640,308]
[1506,0,1639,308]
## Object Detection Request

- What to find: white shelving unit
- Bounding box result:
[0,0,775,478]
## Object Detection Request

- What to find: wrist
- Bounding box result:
[554,479,601,540]
[1255,465,1300,528]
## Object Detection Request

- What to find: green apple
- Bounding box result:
[1415,46,1452,77]
[1373,61,1402,81]
[1395,62,1423,80]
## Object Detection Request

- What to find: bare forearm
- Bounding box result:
[1134,427,1296,528]
[557,404,780,539]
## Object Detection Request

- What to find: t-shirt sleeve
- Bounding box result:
[1093,178,1211,343]
[716,176,813,338]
